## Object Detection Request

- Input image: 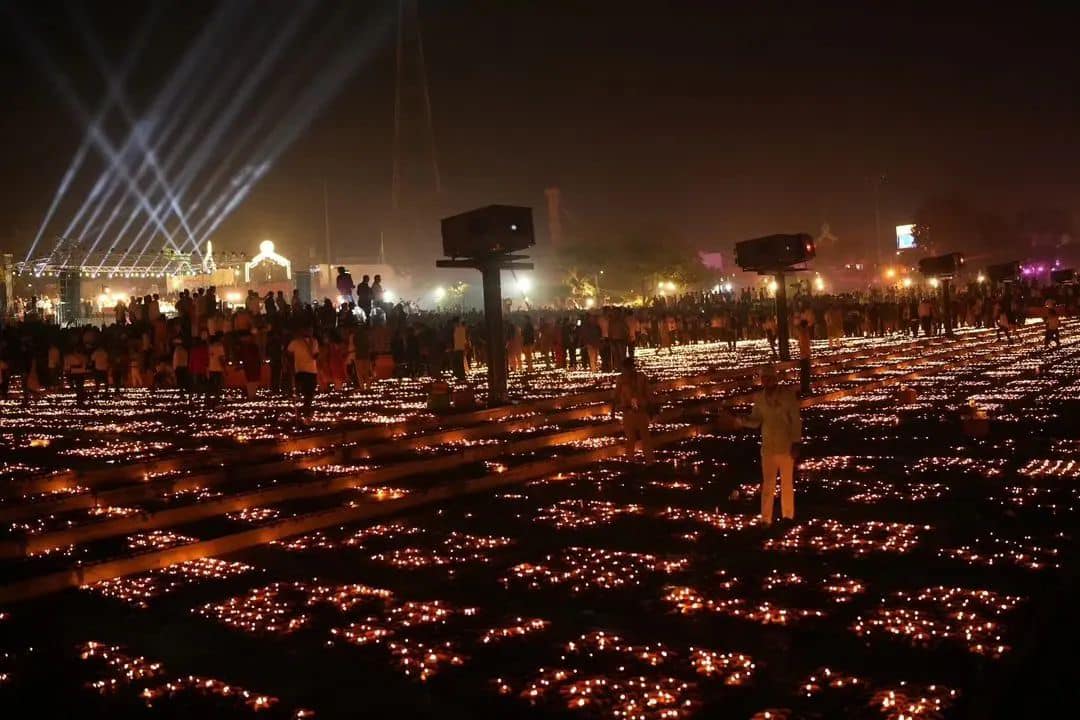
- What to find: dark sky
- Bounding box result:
[2,0,1079,268]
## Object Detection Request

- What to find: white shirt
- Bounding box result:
[173,345,189,370]
[287,337,319,374]
[208,343,226,373]
[740,386,802,455]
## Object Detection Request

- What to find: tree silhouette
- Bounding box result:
[555,225,712,297]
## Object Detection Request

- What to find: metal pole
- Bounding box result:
[775,270,790,361]
[481,259,508,406]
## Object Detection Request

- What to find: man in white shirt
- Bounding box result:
[90,344,109,393]
[287,327,320,417]
[207,333,226,408]
[731,365,802,526]
[63,344,90,408]
[173,339,191,402]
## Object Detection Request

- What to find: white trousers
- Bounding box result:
[761,452,795,525]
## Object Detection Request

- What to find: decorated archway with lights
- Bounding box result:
[244,240,292,283]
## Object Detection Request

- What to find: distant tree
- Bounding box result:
[444,281,468,308]
[556,225,712,296]
[561,268,598,303]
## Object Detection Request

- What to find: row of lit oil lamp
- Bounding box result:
[3,324,1012,465]
[78,641,311,716]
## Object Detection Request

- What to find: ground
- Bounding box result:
[1,324,1078,719]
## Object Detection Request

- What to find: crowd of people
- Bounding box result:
[0,274,1072,416]
[0,273,1074,531]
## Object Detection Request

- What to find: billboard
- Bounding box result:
[895,224,916,251]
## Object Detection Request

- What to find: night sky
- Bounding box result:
[2,1,1078,267]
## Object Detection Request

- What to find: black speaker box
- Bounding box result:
[986,261,1020,283]
[918,253,965,277]
[441,205,535,258]
[58,270,81,325]
[734,234,815,272]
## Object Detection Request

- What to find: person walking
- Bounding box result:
[237,332,263,400]
[172,338,191,402]
[995,302,1013,343]
[581,315,601,372]
[597,309,611,372]
[1045,307,1061,348]
[90,343,110,394]
[659,314,674,354]
[207,332,226,408]
[724,309,737,351]
[733,365,802,527]
[266,325,284,394]
[353,322,373,389]
[63,343,90,408]
[188,336,209,401]
[825,303,843,349]
[918,297,933,337]
[613,356,654,462]
[288,326,320,418]
[108,337,128,395]
[609,309,629,367]
[507,322,524,373]
[46,340,61,390]
[797,319,812,396]
[626,311,640,360]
